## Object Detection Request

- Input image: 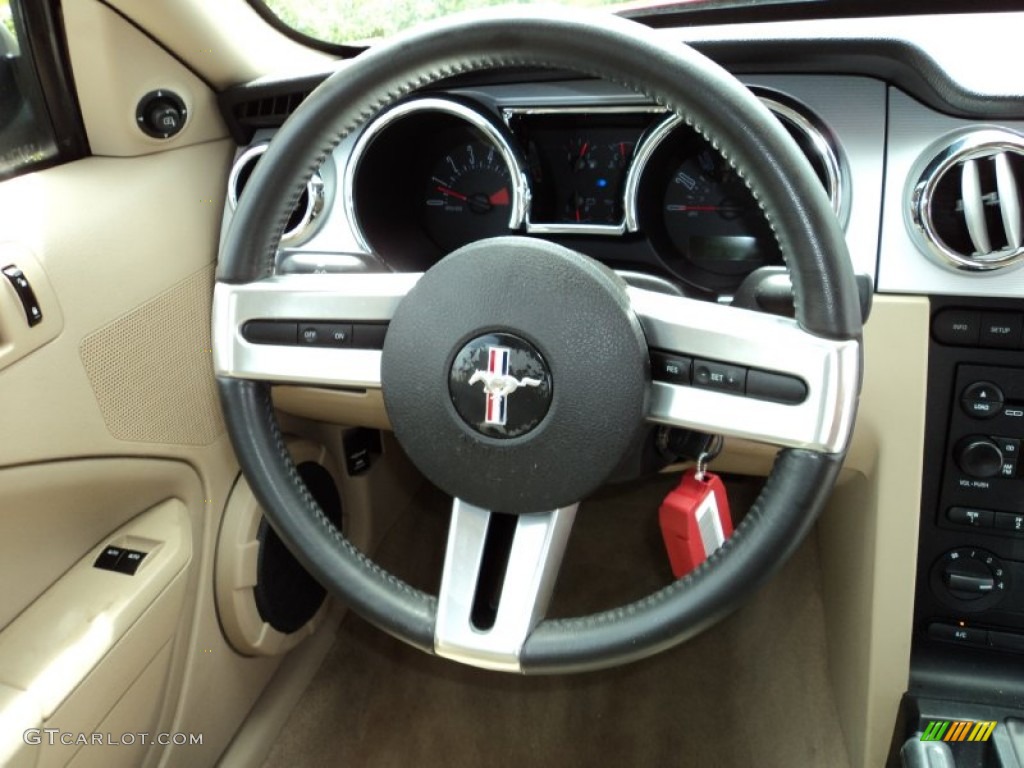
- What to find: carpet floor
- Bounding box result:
[261,474,850,768]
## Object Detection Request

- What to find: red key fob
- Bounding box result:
[658,469,733,578]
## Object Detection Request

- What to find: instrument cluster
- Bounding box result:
[231,90,847,297]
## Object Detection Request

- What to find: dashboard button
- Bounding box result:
[980,312,1023,349]
[928,622,987,645]
[994,512,1024,533]
[989,631,1024,652]
[693,360,746,394]
[746,370,807,404]
[961,381,1004,419]
[947,507,994,528]
[933,309,981,346]
[651,352,691,385]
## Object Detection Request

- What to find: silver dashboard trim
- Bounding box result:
[630,286,860,454]
[211,273,419,389]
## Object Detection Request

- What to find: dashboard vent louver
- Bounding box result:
[909,128,1024,272]
[232,90,312,130]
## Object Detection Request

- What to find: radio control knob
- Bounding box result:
[956,437,1004,478]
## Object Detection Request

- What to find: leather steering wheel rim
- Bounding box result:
[215,7,862,674]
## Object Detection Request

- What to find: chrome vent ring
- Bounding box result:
[228,143,325,246]
[909,128,1024,273]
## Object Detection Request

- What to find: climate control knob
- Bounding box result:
[956,437,1004,478]
[931,548,1007,611]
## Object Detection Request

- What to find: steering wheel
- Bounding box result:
[213,7,862,674]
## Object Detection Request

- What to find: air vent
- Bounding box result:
[228,143,325,246]
[757,92,849,225]
[232,90,312,130]
[909,128,1024,272]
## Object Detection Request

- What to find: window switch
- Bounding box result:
[2,264,43,327]
[115,550,147,575]
[94,546,124,571]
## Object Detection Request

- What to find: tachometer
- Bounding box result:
[423,139,513,252]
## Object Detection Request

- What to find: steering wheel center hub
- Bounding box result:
[381,237,650,513]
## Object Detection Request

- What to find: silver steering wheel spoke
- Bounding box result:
[435,498,578,672]
[212,272,420,389]
[630,286,860,453]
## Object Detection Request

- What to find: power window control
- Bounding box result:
[93,546,147,574]
[116,549,147,574]
[94,546,125,570]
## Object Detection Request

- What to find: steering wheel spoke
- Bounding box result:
[631,287,860,453]
[435,498,578,672]
[212,272,420,388]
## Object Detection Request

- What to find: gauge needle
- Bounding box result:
[436,185,468,201]
[578,142,589,160]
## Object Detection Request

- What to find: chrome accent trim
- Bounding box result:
[212,273,420,389]
[758,93,849,225]
[344,97,529,254]
[228,143,326,246]
[961,159,991,254]
[276,252,373,275]
[630,286,860,453]
[907,127,1024,273]
[996,152,1023,249]
[624,94,849,232]
[434,499,577,672]
[502,105,664,236]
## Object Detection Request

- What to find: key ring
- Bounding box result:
[695,434,724,481]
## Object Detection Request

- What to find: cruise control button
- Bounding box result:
[746,370,807,404]
[651,351,691,385]
[947,507,994,528]
[994,512,1024,533]
[299,323,353,347]
[980,312,1023,349]
[961,381,1004,419]
[693,360,746,394]
[933,309,981,346]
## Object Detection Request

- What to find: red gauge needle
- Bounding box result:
[489,187,510,206]
[436,185,468,201]
[578,142,590,160]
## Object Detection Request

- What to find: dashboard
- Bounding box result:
[214,10,1024,764]
[223,76,879,300]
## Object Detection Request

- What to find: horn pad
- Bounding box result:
[381,237,650,514]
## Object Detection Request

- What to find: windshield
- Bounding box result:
[259,0,632,46]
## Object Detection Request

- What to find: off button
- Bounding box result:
[961,381,1004,420]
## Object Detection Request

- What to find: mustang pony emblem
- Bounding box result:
[468,346,542,426]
